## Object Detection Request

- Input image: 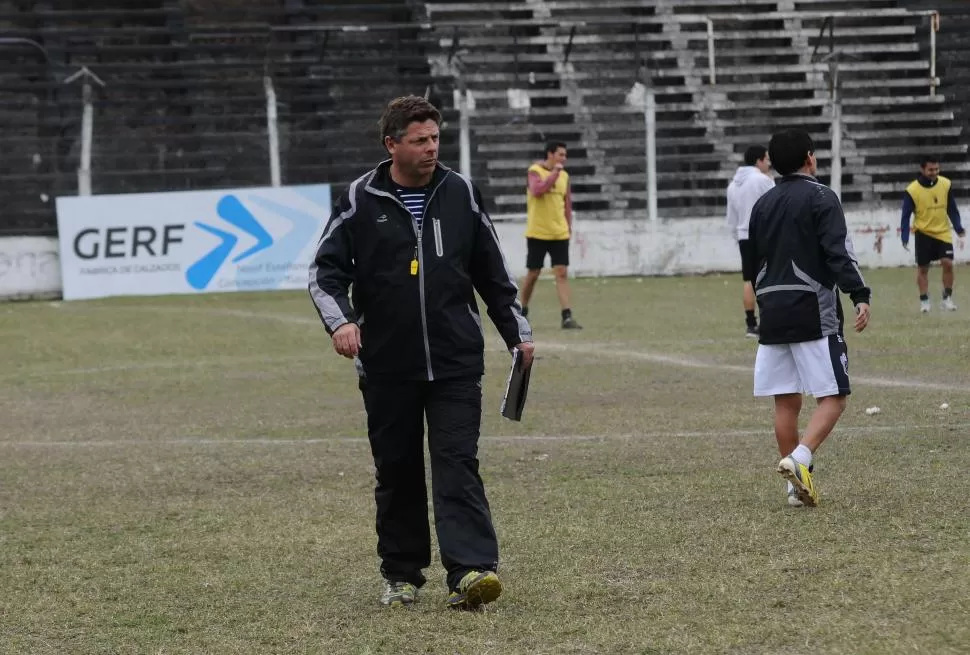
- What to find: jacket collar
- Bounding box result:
[364,159,452,197]
[781,173,819,183]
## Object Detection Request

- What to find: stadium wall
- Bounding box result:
[0,208,918,300]
[0,237,61,300]
[495,208,909,278]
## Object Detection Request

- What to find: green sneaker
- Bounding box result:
[446,570,502,610]
[380,580,418,607]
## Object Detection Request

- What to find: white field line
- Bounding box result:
[0,354,319,381]
[22,305,970,393]
[2,422,968,448]
[539,342,970,393]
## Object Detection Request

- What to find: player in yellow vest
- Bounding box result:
[520,141,582,329]
[900,156,966,312]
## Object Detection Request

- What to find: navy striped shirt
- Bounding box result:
[396,186,427,232]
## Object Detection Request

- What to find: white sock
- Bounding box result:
[787,481,795,494]
[790,444,813,468]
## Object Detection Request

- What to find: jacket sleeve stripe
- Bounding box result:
[842,235,866,285]
[477,212,532,343]
[457,173,533,344]
[308,176,364,332]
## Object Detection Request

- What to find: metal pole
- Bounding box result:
[63,65,105,197]
[78,82,93,196]
[830,63,842,199]
[930,12,938,96]
[645,85,658,222]
[264,75,281,187]
[706,19,716,85]
[458,80,472,179]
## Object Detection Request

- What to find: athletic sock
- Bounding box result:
[791,444,813,468]
[561,308,572,321]
[920,293,929,302]
[787,481,795,494]
[943,287,953,299]
[745,310,757,328]
[521,306,529,318]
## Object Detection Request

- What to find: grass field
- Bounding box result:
[2,267,969,654]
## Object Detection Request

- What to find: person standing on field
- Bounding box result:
[308,96,534,610]
[519,141,582,329]
[900,155,966,312]
[744,129,871,508]
[726,144,775,338]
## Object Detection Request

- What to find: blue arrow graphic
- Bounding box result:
[185,222,238,290]
[216,195,274,263]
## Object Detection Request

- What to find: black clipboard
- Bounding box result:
[500,348,531,421]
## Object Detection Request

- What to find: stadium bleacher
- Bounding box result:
[423,0,965,217]
[0,0,455,234]
[0,0,967,234]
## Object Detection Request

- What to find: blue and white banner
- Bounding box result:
[55,185,331,300]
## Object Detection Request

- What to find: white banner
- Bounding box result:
[55,185,331,300]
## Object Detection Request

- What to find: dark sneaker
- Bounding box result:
[380,580,418,607]
[745,325,759,339]
[446,570,502,610]
[561,317,583,329]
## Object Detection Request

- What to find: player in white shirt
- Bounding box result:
[726,145,775,337]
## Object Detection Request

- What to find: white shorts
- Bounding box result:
[753,334,851,398]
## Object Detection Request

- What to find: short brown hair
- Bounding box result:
[379,95,442,149]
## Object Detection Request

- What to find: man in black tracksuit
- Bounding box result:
[743,129,871,508]
[308,96,534,610]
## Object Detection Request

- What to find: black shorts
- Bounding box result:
[915,232,955,267]
[738,239,757,282]
[526,238,570,270]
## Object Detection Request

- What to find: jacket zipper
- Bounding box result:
[415,174,450,381]
[366,171,450,382]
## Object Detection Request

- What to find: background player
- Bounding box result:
[519,141,582,329]
[726,145,775,337]
[901,156,966,312]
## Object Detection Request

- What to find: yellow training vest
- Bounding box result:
[526,164,570,240]
[907,176,954,243]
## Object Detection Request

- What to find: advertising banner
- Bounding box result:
[55,185,331,300]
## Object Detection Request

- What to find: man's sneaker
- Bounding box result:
[921,299,932,313]
[380,580,418,607]
[776,456,818,507]
[943,296,958,311]
[561,317,583,329]
[745,325,759,339]
[787,489,804,507]
[446,570,502,610]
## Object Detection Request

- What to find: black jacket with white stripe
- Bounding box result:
[744,174,872,345]
[309,161,532,382]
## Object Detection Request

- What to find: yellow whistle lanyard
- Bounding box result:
[410,214,424,276]
[410,224,421,276]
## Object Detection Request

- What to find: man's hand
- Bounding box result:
[958,231,966,251]
[854,303,871,333]
[902,241,909,251]
[515,341,535,369]
[332,323,361,358]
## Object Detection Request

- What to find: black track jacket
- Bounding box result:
[744,174,872,345]
[309,161,532,382]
